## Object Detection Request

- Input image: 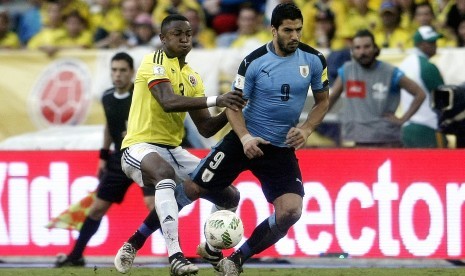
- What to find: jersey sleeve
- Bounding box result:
[140,53,170,89]
[390,67,405,93]
[233,56,256,100]
[311,54,330,93]
[421,62,444,93]
[337,66,345,83]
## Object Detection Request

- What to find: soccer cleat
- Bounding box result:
[114,242,137,274]
[196,242,224,268]
[54,253,85,268]
[217,253,243,276]
[169,252,199,276]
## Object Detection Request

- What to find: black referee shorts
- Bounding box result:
[191,131,304,203]
[97,153,155,203]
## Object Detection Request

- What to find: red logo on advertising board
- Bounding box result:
[346,80,366,98]
[29,59,91,127]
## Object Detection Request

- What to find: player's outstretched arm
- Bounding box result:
[150,82,245,112]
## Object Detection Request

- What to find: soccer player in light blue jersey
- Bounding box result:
[186,3,330,275]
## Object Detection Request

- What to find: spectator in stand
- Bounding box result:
[301,0,348,50]
[338,0,380,41]
[312,7,337,49]
[128,12,161,48]
[430,0,454,26]
[445,0,465,38]
[121,0,141,44]
[457,18,465,46]
[399,25,447,147]
[152,0,202,26]
[413,1,456,47]
[183,7,216,48]
[202,0,266,35]
[90,0,125,41]
[60,0,90,23]
[94,0,140,49]
[329,29,425,148]
[59,10,93,49]
[39,0,90,31]
[374,1,412,49]
[27,0,64,56]
[0,9,21,49]
[395,0,415,33]
[216,4,270,49]
[27,8,92,55]
[16,0,42,45]
[139,0,157,15]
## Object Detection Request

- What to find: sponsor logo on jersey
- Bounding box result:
[346,80,366,98]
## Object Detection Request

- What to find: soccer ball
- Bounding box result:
[204,210,244,249]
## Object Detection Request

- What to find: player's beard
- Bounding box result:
[277,35,298,56]
[355,54,376,68]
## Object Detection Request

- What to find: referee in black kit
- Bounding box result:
[55,52,155,267]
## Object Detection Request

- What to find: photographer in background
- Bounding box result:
[399,26,447,148]
[432,84,465,148]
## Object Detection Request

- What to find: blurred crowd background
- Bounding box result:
[1,0,465,54]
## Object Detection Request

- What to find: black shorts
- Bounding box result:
[97,153,155,203]
[191,131,304,203]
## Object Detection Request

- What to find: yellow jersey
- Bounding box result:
[122,50,205,149]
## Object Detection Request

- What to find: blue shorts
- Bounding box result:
[191,131,304,203]
[97,153,154,203]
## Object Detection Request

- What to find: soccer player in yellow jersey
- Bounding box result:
[115,14,245,276]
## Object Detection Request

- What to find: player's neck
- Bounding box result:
[270,41,291,57]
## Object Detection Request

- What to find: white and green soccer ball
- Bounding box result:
[204,210,244,249]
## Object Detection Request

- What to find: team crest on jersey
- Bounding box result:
[189,74,197,86]
[202,168,214,182]
[153,66,165,76]
[300,65,309,78]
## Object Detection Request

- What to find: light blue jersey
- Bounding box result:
[234,42,329,147]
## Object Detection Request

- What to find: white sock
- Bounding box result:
[155,179,181,257]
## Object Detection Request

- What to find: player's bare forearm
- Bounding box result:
[190,109,228,138]
[227,108,269,159]
[226,108,249,139]
[303,90,329,133]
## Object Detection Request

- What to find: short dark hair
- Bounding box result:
[161,14,189,34]
[353,29,380,57]
[111,52,134,70]
[270,3,303,29]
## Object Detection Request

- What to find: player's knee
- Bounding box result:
[278,207,301,228]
